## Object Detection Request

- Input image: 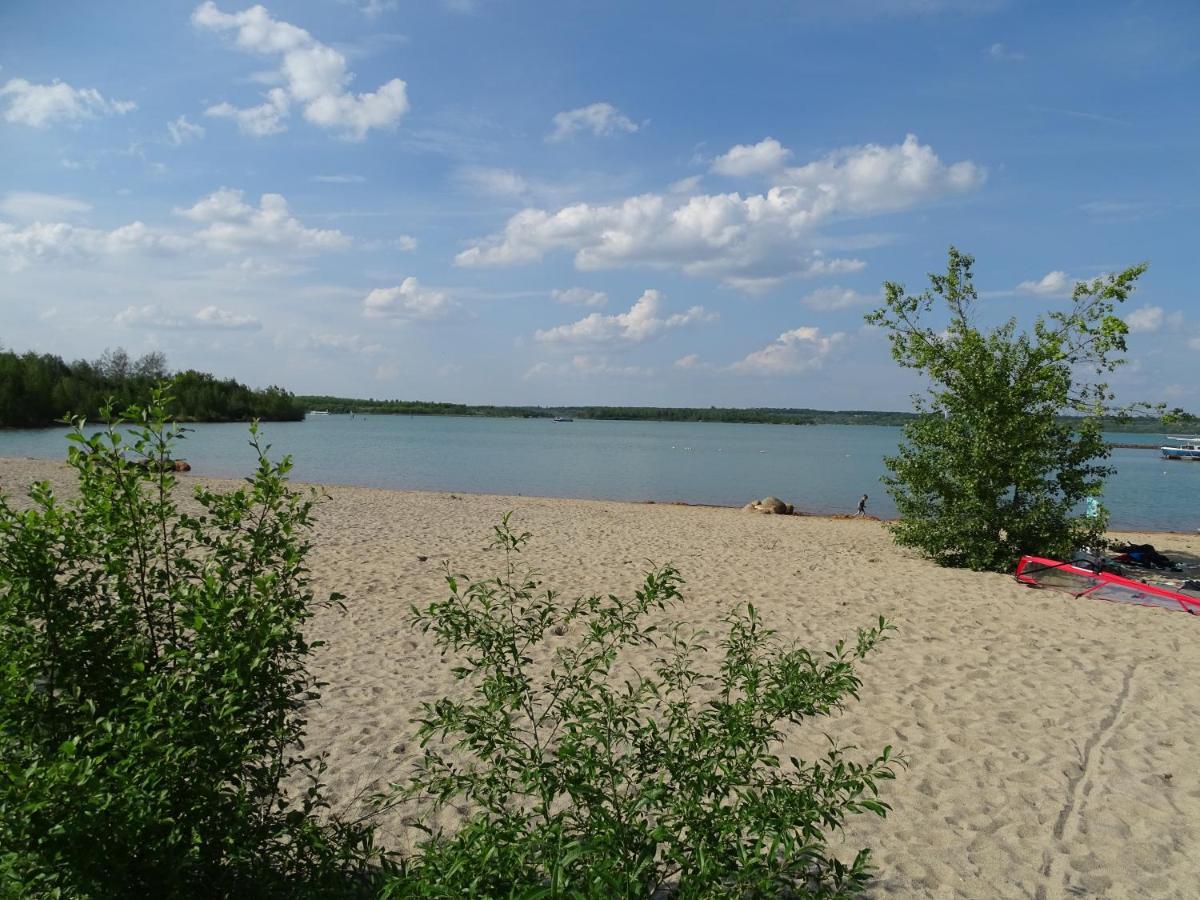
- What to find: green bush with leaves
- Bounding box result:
[0,392,384,898]
[865,247,1148,571]
[386,516,898,898]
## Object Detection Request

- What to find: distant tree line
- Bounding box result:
[296,394,1192,432]
[296,395,927,426]
[0,347,303,428]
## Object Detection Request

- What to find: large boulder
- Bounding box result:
[743,496,794,515]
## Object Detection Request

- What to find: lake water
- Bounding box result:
[0,415,1196,532]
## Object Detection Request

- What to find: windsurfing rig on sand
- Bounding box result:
[1015,555,1200,615]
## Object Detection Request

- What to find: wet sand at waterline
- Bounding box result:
[4,456,1199,899]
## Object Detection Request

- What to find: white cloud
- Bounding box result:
[206,87,290,137]
[1016,270,1073,297]
[458,134,982,289]
[731,326,846,375]
[167,114,206,145]
[362,277,454,320]
[987,42,1024,61]
[1188,336,1200,352]
[195,305,262,329]
[1,188,346,271]
[674,353,700,369]
[175,187,350,252]
[313,173,366,183]
[800,285,880,310]
[0,77,135,127]
[1126,305,1164,333]
[711,138,791,177]
[456,165,529,197]
[115,304,262,330]
[0,192,92,222]
[0,220,182,271]
[776,132,983,215]
[551,287,608,307]
[535,289,713,346]
[193,2,409,140]
[395,234,418,251]
[548,102,638,142]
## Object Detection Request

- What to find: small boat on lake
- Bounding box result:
[1161,436,1200,460]
[552,416,574,423]
[307,410,330,417]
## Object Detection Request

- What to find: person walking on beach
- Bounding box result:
[853,494,868,517]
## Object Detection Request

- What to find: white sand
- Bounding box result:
[4,456,1199,898]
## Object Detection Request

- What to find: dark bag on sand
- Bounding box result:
[1111,543,1180,571]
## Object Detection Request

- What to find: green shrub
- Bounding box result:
[386,516,899,898]
[865,247,1148,571]
[0,391,385,898]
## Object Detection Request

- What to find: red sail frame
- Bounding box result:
[1015,555,1200,615]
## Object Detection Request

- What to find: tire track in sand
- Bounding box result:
[1037,662,1138,900]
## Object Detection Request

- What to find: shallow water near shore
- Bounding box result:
[0,415,1196,531]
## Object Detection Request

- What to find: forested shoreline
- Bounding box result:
[296,395,1192,433]
[0,349,302,428]
[2,348,1187,433]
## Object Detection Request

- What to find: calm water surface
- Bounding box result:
[0,415,1196,532]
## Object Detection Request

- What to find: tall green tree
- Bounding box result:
[865,247,1148,571]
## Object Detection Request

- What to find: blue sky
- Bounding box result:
[2,0,1196,409]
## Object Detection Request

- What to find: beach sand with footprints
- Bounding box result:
[4,456,1199,899]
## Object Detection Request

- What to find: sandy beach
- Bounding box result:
[3,456,1199,899]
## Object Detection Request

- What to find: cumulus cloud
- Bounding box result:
[674,353,701,369]
[206,88,290,137]
[551,287,608,307]
[167,114,206,145]
[548,102,638,142]
[115,304,262,330]
[362,277,454,320]
[731,327,846,375]
[175,187,350,252]
[800,285,880,310]
[1016,270,1073,297]
[0,192,92,221]
[1125,305,1164,333]
[193,2,409,140]
[535,289,713,346]
[1,188,346,271]
[0,221,185,272]
[0,78,135,127]
[458,134,982,289]
[710,138,790,177]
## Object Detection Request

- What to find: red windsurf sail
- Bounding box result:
[1015,555,1200,614]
